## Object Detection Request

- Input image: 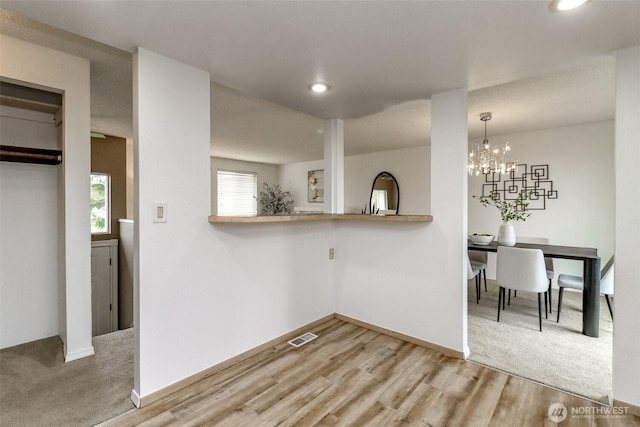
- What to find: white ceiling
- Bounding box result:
[1,2,637,164]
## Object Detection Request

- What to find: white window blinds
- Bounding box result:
[217,170,257,216]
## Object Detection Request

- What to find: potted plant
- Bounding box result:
[473,190,533,246]
[259,182,293,215]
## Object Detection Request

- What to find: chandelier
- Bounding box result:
[467,112,517,176]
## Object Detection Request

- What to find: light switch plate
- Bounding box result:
[153,202,167,223]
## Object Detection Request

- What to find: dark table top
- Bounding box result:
[468,240,599,261]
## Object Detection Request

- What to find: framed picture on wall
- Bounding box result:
[308,170,324,203]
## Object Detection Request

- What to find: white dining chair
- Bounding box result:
[468,255,483,304]
[468,250,488,292]
[516,237,555,315]
[497,246,549,331]
[557,256,614,322]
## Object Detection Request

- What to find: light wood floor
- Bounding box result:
[107,318,640,426]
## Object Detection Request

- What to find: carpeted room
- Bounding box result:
[0,328,134,426]
[467,278,612,404]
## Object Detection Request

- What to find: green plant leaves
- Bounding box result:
[259,182,293,215]
[473,190,533,222]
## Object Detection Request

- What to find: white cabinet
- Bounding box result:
[91,240,118,336]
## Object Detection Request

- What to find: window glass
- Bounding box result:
[91,173,110,233]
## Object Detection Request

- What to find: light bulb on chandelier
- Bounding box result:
[468,112,517,176]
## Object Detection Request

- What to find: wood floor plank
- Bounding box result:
[172,374,273,425]
[245,340,362,415]
[321,343,424,425]
[446,366,509,426]
[417,386,461,426]
[377,382,443,426]
[320,343,440,425]
[318,331,389,381]
[183,405,258,427]
[247,375,334,426]
[355,335,406,375]
[423,353,470,395]
[307,363,385,425]
[375,345,435,410]
[277,382,345,426]
[269,322,371,383]
[107,318,640,427]
[132,410,179,427]
[490,375,596,427]
[244,324,377,416]
[112,343,299,426]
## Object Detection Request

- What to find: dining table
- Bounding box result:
[468,240,601,338]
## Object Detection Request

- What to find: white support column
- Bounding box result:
[323,118,344,214]
[430,88,469,357]
[613,46,640,409]
[134,47,211,400]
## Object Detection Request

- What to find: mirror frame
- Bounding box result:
[370,171,400,215]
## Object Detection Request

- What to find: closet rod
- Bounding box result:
[0,145,62,165]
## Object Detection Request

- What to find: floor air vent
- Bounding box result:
[287,332,318,348]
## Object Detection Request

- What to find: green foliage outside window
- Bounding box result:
[91,173,109,233]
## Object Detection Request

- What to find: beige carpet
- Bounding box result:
[467,278,612,404]
[0,328,134,427]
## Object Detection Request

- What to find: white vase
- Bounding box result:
[498,221,516,246]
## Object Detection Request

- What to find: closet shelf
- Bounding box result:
[0,145,62,165]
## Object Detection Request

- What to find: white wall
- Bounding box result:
[0,36,93,360]
[468,121,615,281]
[612,46,640,409]
[126,138,134,219]
[344,146,430,215]
[134,48,335,398]
[279,158,324,212]
[210,157,279,215]
[335,89,467,353]
[279,146,431,215]
[0,107,59,347]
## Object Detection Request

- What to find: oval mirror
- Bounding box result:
[370,172,399,215]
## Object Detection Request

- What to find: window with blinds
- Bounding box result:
[217,170,258,216]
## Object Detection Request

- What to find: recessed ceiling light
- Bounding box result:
[548,0,590,12]
[309,83,330,93]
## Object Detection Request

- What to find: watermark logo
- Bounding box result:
[548,403,568,423]
[548,403,630,422]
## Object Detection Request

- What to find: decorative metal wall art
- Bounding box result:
[481,164,558,211]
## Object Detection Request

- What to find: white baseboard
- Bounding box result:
[463,345,471,359]
[130,389,141,408]
[65,345,95,362]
